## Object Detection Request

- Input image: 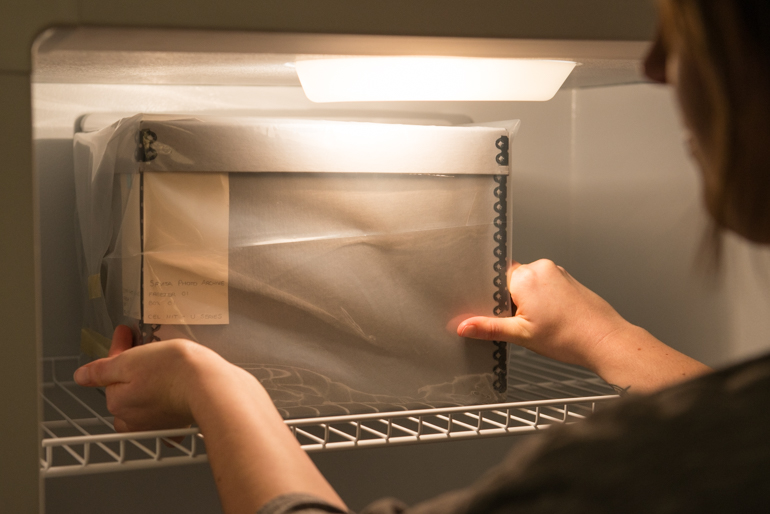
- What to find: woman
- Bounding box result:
[74,1,770,512]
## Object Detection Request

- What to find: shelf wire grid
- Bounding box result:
[41,349,618,477]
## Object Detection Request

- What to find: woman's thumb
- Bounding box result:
[457,316,530,343]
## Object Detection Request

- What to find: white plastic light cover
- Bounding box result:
[296,57,577,102]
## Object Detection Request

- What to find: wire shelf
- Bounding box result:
[41,350,618,477]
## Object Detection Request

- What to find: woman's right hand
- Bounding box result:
[458,259,710,393]
[73,326,236,432]
[458,259,630,371]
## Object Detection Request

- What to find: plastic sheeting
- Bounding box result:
[74,115,517,418]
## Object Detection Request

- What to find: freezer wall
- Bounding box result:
[571,85,727,365]
[571,84,770,366]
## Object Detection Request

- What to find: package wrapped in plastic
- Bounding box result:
[73,114,517,418]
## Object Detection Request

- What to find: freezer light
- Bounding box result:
[296,57,577,103]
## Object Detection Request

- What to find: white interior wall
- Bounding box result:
[570,83,770,367]
[570,84,729,366]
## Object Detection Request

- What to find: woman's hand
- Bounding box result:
[458,259,710,393]
[73,325,228,432]
[459,259,629,370]
[73,326,346,514]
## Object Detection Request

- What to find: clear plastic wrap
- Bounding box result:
[74,115,517,418]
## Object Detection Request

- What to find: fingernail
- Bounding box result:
[74,367,91,385]
[461,325,478,338]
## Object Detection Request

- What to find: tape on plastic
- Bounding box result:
[80,328,110,359]
[88,274,102,299]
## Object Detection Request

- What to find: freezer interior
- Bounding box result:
[32,26,770,513]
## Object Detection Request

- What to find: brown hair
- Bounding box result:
[661,0,770,244]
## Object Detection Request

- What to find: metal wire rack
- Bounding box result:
[41,349,618,477]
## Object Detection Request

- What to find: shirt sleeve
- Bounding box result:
[257,493,350,514]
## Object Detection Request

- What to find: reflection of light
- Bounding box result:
[267,119,503,175]
[283,62,296,68]
[296,57,576,103]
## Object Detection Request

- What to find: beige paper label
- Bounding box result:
[142,172,229,325]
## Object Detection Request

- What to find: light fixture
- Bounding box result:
[295,57,577,103]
